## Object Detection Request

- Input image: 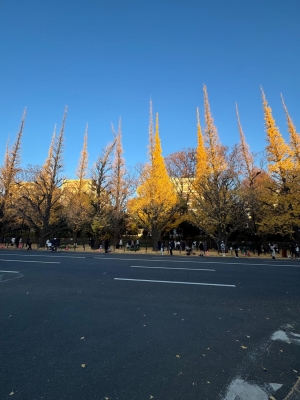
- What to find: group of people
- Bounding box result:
[157,240,209,256]
[125,239,139,250]
[46,238,60,251]
[9,237,32,250]
[289,243,300,259]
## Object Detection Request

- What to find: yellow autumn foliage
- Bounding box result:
[128,112,178,247]
[262,89,293,182]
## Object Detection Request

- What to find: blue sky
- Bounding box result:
[1,0,299,178]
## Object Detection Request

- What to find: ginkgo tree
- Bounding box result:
[62,124,92,243]
[0,109,26,235]
[17,108,67,246]
[257,90,300,237]
[128,102,179,250]
[189,86,248,248]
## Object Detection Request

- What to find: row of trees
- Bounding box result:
[1,87,299,249]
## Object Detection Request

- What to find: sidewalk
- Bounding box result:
[1,244,296,260]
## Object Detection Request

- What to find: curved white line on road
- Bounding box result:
[114,278,236,287]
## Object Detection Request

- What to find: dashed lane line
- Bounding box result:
[0,253,85,258]
[131,266,215,271]
[0,259,60,264]
[0,269,20,273]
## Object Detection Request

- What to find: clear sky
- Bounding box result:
[1,0,299,178]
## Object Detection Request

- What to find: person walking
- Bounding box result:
[203,241,207,256]
[270,243,276,259]
[220,241,226,257]
[27,238,32,250]
[160,242,164,255]
[295,244,299,259]
[233,242,239,258]
[169,241,174,256]
[199,241,204,256]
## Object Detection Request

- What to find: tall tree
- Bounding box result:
[259,90,297,237]
[236,104,263,235]
[0,109,26,234]
[128,109,179,249]
[262,89,293,184]
[62,124,92,242]
[190,87,247,247]
[17,108,67,245]
[281,94,300,168]
[89,138,116,242]
[109,119,135,246]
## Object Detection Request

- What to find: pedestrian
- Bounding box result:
[295,244,299,259]
[169,241,173,256]
[186,245,191,255]
[160,242,164,255]
[220,241,225,256]
[233,242,239,258]
[270,242,276,259]
[119,239,123,249]
[203,241,207,256]
[27,238,32,250]
[199,241,204,256]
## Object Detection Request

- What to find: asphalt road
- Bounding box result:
[0,251,300,400]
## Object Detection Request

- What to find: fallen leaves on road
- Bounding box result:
[241,346,247,349]
[80,337,85,340]
[176,355,180,358]
[9,392,14,396]
[81,364,86,368]
[149,396,154,399]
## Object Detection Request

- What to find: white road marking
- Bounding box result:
[114,278,235,287]
[223,378,282,400]
[0,270,24,283]
[0,253,85,259]
[271,330,300,345]
[95,256,266,265]
[0,259,60,264]
[0,270,20,273]
[98,256,298,267]
[131,266,215,271]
